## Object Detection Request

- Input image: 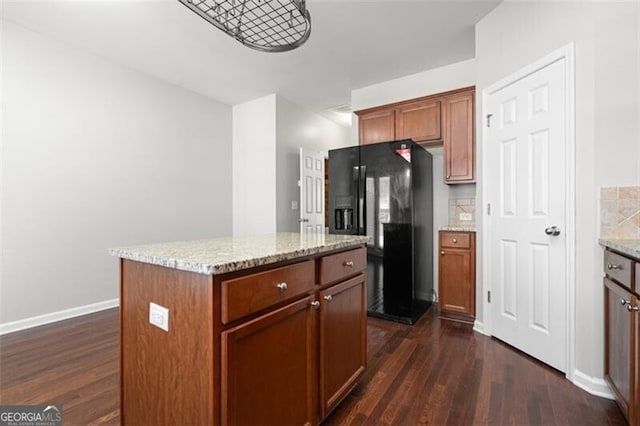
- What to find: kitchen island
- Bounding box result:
[110,232,369,426]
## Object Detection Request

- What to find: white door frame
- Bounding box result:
[481,43,576,382]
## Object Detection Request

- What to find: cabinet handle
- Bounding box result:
[607,263,621,270]
[440,251,445,255]
[310,300,320,308]
[627,305,639,312]
[452,238,458,243]
[343,260,354,268]
[621,298,630,306]
[323,295,333,301]
[276,282,288,292]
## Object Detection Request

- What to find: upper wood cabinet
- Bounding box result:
[396,100,441,142]
[359,109,395,145]
[443,92,475,184]
[355,87,475,184]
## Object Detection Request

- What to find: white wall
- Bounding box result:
[275,96,351,232]
[1,22,232,327]
[475,0,639,390]
[232,95,277,236]
[351,59,477,297]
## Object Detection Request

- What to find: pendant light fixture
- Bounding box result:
[179,0,312,52]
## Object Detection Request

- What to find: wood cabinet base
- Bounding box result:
[120,246,367,426]
[438,231,476,323]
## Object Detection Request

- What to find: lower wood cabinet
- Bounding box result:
[319,274,367,418]
[222,296,317,425]
[603,247,640,426]
[120,245,367,426]
[604,278,635,423]
[438,231,476,322]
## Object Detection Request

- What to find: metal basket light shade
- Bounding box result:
[179,0,311,52]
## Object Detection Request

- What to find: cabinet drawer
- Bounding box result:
[319,247,366,285]
[221,260,315,324]
[604,250,633,289]
[439,231,471,249]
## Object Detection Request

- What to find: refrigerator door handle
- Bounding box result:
[358,166,366,234]
[352,166,360,232]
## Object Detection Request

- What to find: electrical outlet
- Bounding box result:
[149,302,169,332]
[459,212,473,222]
[291,200,298,210]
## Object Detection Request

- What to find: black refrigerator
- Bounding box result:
[328,139,433,324]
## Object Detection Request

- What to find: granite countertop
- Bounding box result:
[109,232,370,275]
[599,238,640,260]
[439,226,476,232]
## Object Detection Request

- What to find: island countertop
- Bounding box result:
[109,232,370,275]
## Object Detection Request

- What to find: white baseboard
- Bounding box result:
[473,319,487,335]
[572,369,614,399]
[0,298,119,335]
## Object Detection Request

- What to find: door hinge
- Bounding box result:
[488,291,491,303]
[486,113,493,128]
[487,203,491,216]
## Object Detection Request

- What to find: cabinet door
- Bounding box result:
[635,297,640,426]
[396,100,441,143]
[439,247,474,317]
[443,92,475,183]
[319,274,366,419]
[604,277,634,423]
[222,296,317,426]
[359,109,395,145]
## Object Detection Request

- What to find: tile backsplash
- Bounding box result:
[600,186,640,239]
[449,198,476,227]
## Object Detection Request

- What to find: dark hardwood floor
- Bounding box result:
[0,307,624,425]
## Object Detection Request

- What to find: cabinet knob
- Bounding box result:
[627,304,639,312]
[607,263,621,270]
[452,238,457,243]
[440,251,445,255]
[276,282,288,292]
[323,295,333,301]
[343,260,354,268]
[310,300,320,308]
[621,298,630,306]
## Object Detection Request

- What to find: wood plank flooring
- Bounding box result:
[0,307,624,425]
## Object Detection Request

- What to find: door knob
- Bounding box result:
[544,226,561,236]
[299,218,310,223]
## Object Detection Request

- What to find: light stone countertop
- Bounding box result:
[109,232,370,275]
[439,226,476,232]
[599,238,640,260]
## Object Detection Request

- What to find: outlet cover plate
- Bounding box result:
[459,212,473,221]
[149,302,169,332]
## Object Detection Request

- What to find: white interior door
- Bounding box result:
[299,148,325,234]
[486,57,567,372]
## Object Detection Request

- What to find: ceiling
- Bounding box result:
[1,0,500,124]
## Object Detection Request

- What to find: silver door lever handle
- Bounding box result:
[544,226,561,236]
